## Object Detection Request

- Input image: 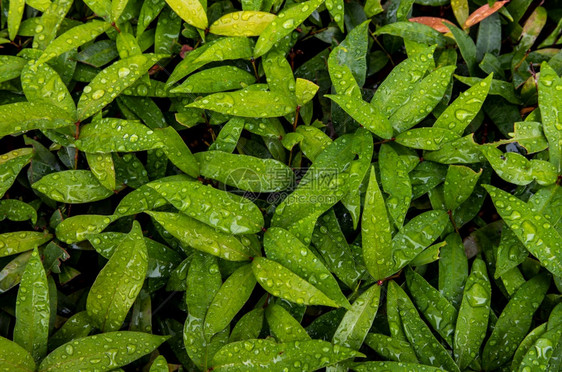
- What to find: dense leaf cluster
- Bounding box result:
[0,0,562,371]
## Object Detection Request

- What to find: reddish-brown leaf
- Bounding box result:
[409,17,455,33]
[463,0,509,29]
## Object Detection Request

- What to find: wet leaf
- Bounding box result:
[389,65,456,133]
[379,144,412,228]
[326,94,393,139]
[0,335,35,372]
[484,185,562,278]
[165,0,207,29]
[210,11,276,36]
[147,211,252,261]
[364,334,418,363]
[86,221,147,332]
[254,0,324,57]
[0,102,75,138]
[433,74,492,135]
[509,121,549,154]
[454,258,491,369]
[148,178,264,234]
[373,21,450,48]
[353,361,443,372]
[439,233,469,308]
[362,167,392,281]
[37,20,111,65]
[371,45,436,118]
[395,127,460,151]
[391,281,459,371]
[265,227,350,308]
[187,89,296,118]
[204,264,256,339]
[444,165,482,211]
[195,151,293,192]
[171,66,256,94]
[538,62,562,172]
[482,273,550,370]
[405,267,457,347]
[13,248,49,363]
[32,170,114,203]
[0,231,52,258]
[408,17,454,33]
[38,332,168,372]
[266,303,310,342]
[210,339,364,371]
[77,54,166,120]
[0,56,26,83]
[48,311,94,351]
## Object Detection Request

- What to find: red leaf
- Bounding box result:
[463,0,510,29]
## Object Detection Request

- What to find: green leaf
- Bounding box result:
[439,233,468,308]
[55,214,114,244]
[148,178,264,234]
[187,89,296,118]
[424,134,486,164]
[86,152,116,191]
[8,0,26,40]
[379,144,412,228]
[265,227,349,308]
[433,74,492,134]
[353,361,444,372]
[482,273,550,370]
[0,148,34,198]
[332,283,381,350]
[77,54,166,120]
[362,167,393,281]
[253,257,341,308]
[364,334,418,363]
[266,304,310,342]
[326,94,393,139]
[394,127,460,151]
[86,221,148,332]
[209,117,245,153]
[0,55,26,83]
[0,102,75,138]
[194,151,293,192]
[484,185,562,277]
[33,0,74,50]
[517,327,562,371]
[391,210,449,274]
[455,75,521,104]
[37,20,112,65]
[371,45,435,118]
[511,323,549,371]
[0,231,52,258]
[32,170,114,203]
[405,267,458,347]
[446,22,477,76]
[38,332,168,372]
[147,211,252,261]
[0,336,35,372]
[171,66,256,93]
[204,264,256,340]
[165,0,208,29]
[391,281,459,371]
[48,311,94,350]
[374,21,450,47]
[149,355,169,372]
[481,145,558,186]
[312,209,361,289]
[154,126,200,178]
[389,65,456,133]
[254,0,324,57]
[76,118,161,153]
[230,308,264,342]
[210,11,276,36]
[509,121,549,154]
[538,62,562,172]
[495,226,527,279]
[0,252,32,294]
[444,165,482,211]
[210,339,364,370]
[295,78,319,107]
[13,248,49,363]
[272,129,373,243]
[454,258,491,369]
